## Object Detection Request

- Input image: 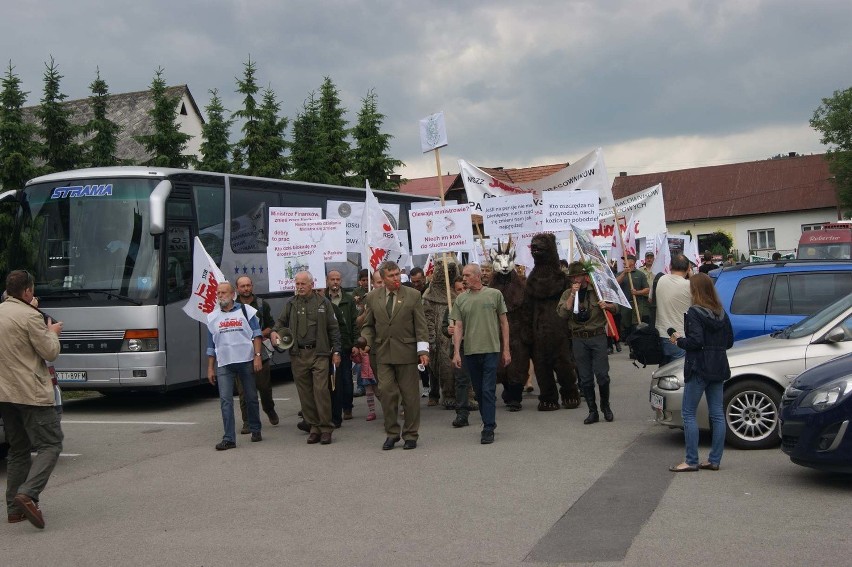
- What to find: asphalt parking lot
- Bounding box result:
[2,352,851,567]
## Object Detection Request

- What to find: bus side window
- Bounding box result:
[193,184,225,265]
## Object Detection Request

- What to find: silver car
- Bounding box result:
[650,294,852,449]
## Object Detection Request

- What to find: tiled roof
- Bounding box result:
[398,174,458,198]
[22,85,202,165]
[611,154,836,222]
[480,162,569,183]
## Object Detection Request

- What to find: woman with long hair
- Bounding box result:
[668,273,734,472]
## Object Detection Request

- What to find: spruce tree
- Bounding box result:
[254,86,289,179]
[198,88,233,173]
[134,67,191,168]
[232,57,263,175]
[290,92,323,183]
[35,56,81,174]
[83,67,120,167]
[316,77,352,186]
[351,89,404,190]
[0,61,37,190]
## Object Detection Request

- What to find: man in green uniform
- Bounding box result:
[271,271,341,445]
[616,254,650,334]
[557,262,618,424]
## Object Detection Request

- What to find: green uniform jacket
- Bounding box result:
[273,294,341,356]
[361,285,429,364]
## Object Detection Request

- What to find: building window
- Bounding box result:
[748,229,775,250]
[801,223,823,232]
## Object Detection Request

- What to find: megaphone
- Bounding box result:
[275,328,295,352]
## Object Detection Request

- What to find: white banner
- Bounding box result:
[542,190,599,231]
[591,183,666,248]
[362,183,405,271]
[482,194,537,236]
[327,200,401,252]
[409,204,474,254]
[183,236,227,323]
[459,147,614,213]
[266,208,324,291]
[419,111,448,153]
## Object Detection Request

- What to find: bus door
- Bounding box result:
[163,222,202,387]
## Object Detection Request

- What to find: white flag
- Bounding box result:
[650,233,672,275]
[419,111,448,153]
[183,236,227,323]
[361,181,404,272]
[611,215,637,272]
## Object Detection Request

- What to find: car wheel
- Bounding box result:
[724,379,782,450]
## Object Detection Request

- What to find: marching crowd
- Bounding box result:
[0,246,733,529]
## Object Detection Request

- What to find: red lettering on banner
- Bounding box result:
[488,178,527,195]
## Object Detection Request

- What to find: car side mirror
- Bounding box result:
[823,326,846,344]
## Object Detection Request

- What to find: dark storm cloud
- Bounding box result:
[1,1,849,178]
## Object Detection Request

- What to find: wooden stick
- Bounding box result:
[614,207,641,325]
[434,148,453,311]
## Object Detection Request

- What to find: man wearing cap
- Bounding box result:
[616,254,650,335]
[557,262,618,424]
[639,251,657,282]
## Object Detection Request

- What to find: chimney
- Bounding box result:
[389,174,401,182]
[619,172,627,177]
[788,152,797,158]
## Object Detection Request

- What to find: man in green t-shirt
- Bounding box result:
[450,264,510,445]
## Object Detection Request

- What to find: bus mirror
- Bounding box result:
[149,180,172,235]
[0,189,19,203]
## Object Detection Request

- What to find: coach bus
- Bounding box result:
[0,167,433,393]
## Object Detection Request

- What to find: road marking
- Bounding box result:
[272,398,291,401]
[61,420,196,425]
[60,453,81,457]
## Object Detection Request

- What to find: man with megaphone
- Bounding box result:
[270,271,342,445]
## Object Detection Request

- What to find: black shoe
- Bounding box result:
[481,430,495,444]
[333,421,342,429]
[602,406,614,422]
[452,416,469,428]
[382,436,400,450]
[584,411,600,425]
[240,423,250,435]
[215,440,236,451]
[403,439,417,450]
[615,343,622,353]
[266,409,279,426]
[251,432,262,442]
[296,420,310,433]
[506,402,522,412]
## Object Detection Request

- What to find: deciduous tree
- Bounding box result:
[811,86,852,218]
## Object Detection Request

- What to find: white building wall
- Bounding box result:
[668,207,837,257]
[175,93,204,163]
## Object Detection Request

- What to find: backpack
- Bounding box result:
[625,324,664,367]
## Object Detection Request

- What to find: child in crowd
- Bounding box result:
[352,337,377,421]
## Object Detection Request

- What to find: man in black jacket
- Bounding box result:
[327,270,357,425]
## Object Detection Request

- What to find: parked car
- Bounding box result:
[780,352,852,473]
[709,259,852,341]
[650,294,852,449]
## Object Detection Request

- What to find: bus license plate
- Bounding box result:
[57,371,87,382]
[650,392,665,410]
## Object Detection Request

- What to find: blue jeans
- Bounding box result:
[217,361,261,442]
[660,338,685,365]
[681,377,724,466]
[463,352,498,432]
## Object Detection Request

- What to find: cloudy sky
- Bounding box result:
[3,0,850,184]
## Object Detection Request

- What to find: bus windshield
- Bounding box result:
[4,178,161,304]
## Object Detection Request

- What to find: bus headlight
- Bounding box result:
[121,329,159,352]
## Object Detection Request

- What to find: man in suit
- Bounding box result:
[361,261,430,450]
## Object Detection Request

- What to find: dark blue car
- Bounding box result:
[780,352,852,473]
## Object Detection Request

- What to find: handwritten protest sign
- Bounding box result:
[482,194,536,236]
[409,204,474,254]
[542,190,599,231]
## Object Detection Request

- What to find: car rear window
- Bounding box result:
[731,275,771,314]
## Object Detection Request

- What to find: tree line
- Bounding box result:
[0,56,404,193]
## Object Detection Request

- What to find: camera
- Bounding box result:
[575,309,591,323]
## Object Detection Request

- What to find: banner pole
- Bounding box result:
[614,206,641,325]
[434,148,453,311]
